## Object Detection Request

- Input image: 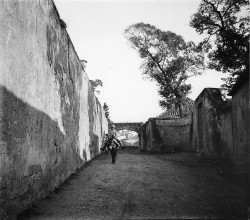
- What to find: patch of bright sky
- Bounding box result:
[54,0,227,123]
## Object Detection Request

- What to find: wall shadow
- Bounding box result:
[0,85,84,219]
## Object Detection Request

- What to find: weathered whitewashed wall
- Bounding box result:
[192,88,233,160]
[0,0,108,217]
[139,117,192,153]
[192,84,250,185]
[229,75,250,180]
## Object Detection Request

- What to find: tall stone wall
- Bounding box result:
[230,78,250,178]
[139,117,192,153]
[192,80,249,183]
[192,88,233,160]
[0,0,108,217]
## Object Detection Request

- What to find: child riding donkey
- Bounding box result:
[100,124,124,151]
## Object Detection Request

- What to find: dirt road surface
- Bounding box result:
[18,147,247,219]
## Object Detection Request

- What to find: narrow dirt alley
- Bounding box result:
[18,147,247,219]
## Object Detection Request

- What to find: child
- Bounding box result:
[100,125,124,151]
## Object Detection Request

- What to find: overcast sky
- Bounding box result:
[54,0,226,123]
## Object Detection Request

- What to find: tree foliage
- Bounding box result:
[124,23,204,117]
[90,79,103,94]
[103,102,110,122]
[190,0,249,89]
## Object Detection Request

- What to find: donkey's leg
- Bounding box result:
[111,149,116,164]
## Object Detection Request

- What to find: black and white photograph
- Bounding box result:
[0,0,249,219]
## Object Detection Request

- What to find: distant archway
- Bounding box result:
[112,122,143,147]
[113,122,143,133]
[116,129,139,147]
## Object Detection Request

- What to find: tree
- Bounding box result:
[103,102,110,122]
[190,0,249,89]
[90,79,103,94]
[124,23,204,117]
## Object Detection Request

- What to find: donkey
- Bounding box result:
[108,138,119,164]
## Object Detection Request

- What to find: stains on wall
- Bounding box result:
[192,84,249,182]
[0,86,69,216]
[192,88,233,160]
[139,117,192,153]
[230,78,250,180]
[139,86,247,163]
[0,0,108,217]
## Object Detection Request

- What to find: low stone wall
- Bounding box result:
[0,0,108,217]
[139,89,234,158]
[139,116,192,153]
[139,87,247,164]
